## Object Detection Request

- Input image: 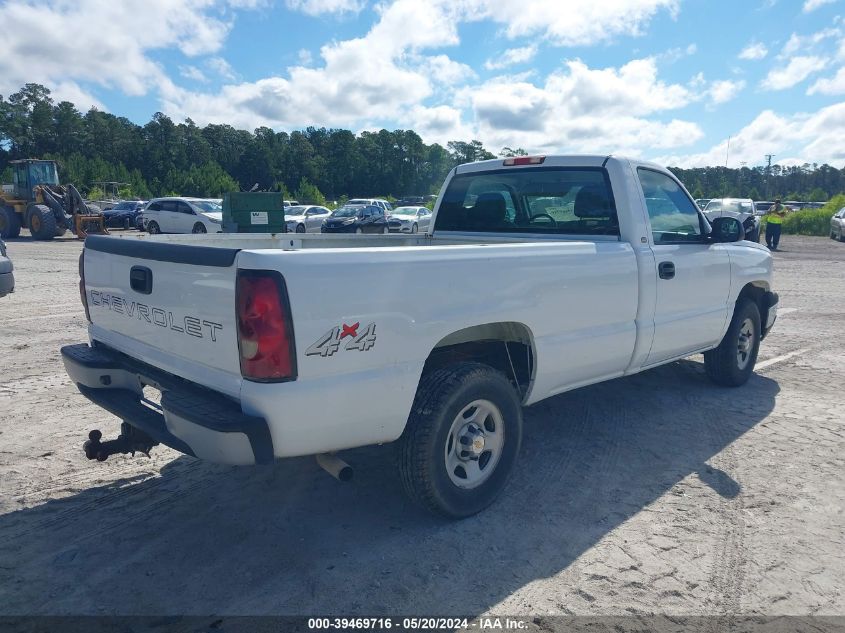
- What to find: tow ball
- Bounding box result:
[83,422,159,462]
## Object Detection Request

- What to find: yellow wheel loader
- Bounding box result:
[0,159,109,240]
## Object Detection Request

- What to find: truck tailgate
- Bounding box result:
[83,236,242,397]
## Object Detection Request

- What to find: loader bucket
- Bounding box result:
[73,215,109,239]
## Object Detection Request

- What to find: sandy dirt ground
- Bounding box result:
[0,231,843,622]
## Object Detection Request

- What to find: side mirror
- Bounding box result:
[709,216,745,243]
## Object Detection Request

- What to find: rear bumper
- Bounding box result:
[61,343,273,465]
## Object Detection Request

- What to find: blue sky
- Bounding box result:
[2,0,844,167]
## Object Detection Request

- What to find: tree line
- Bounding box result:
[2,83,844,203]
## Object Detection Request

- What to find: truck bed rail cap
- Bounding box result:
[84,235,240,267]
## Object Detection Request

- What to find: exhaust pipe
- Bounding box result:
[316,453,353,482]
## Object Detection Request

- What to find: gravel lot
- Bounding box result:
[0,232,843,622]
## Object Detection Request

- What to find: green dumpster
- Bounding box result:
[222,192,287,233]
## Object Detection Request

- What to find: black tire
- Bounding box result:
[192,222,207,234]
[0,207,21,239]
[411,223,418,233]
[27,204,57,240]
[295,224,306,233]
[839,232,845,243]
[704,299,761,387]
[397,362,523,518]
[147,221,161,234]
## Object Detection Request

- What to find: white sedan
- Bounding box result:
[142,197,223,234]
[285,205,331,233]
[387,206,431,233]
[830,207,845,241]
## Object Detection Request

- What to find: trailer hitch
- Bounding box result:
[83,422,159,462]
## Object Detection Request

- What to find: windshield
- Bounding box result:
[332,206,363,218]
[705,200,753,214]
[287,206,307,215]
[193,200,222,212]
[113,202,133,210]
[393,207,423,215]
[29,162,59,186]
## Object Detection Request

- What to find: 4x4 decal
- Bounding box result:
[306,322,377,357]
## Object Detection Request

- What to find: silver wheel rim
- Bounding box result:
[444,399,505,489]
[737,317,755,370]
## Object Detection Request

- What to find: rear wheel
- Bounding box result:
[147,221,161,234]
[27,204,56,240]
[0,207,21,239]
[192,222,207,234]
[397,362,523,518]
[704,299,761,387]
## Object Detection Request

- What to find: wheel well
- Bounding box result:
[737,282,769,332]
[422,322,535,401]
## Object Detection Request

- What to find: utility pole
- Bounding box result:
[765,154,775,199]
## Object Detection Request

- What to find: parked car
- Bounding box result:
[830,207,845,241]
[805,202,825,209]
[321,204,388,234]
[704,198,760,242]
[388,206,431,233]
[103,200,145,230]
[0,238,14,297]
[348,198,393,214]
[285,205,331,233]
[754,201,774,216]
[65,154,778,518]
[395,196,426,207]
[142,197,223,234]
[283,200,301,208]
[695,198,711,210]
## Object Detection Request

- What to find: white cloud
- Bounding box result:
[286,0,365,16]
[457,0,679,47]
[808,66,845,94]
[782,27,841,57]
[739,42,768,61]
[761,56,828,90]
[658,102,845,167]
[298,49,314,65]
[484,46,538,71]
[0,0,257,109]
[803,0,837,12]
[180,66,208,83]
[207,57,237,81]
[709,79,746,104]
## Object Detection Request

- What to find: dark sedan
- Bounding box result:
[321,204,388,234]
[103,200,145,230]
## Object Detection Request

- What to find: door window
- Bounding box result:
[177,202,195,214]
[637,168,703,244]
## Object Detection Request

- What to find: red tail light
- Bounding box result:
[236,271,297,382]
[79,250,91,322]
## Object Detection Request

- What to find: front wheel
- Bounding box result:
[396,362,522,518]
[704,299,761,387]
[411,223,418,233]
[147,221,161,234]
[355,227,363,234]
[295,224,306,234]
[27,204,56,240]
[192,222,207,234]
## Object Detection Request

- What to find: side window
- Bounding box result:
[637,168,703,244]
[147,202,162,212]
[177,202,194,214]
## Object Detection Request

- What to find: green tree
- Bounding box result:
[295,177,326,205]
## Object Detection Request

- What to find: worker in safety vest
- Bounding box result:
[764,199,787,250]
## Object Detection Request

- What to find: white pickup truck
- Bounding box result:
[63,155,778,518]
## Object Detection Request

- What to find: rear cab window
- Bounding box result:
[434,167,619,236]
